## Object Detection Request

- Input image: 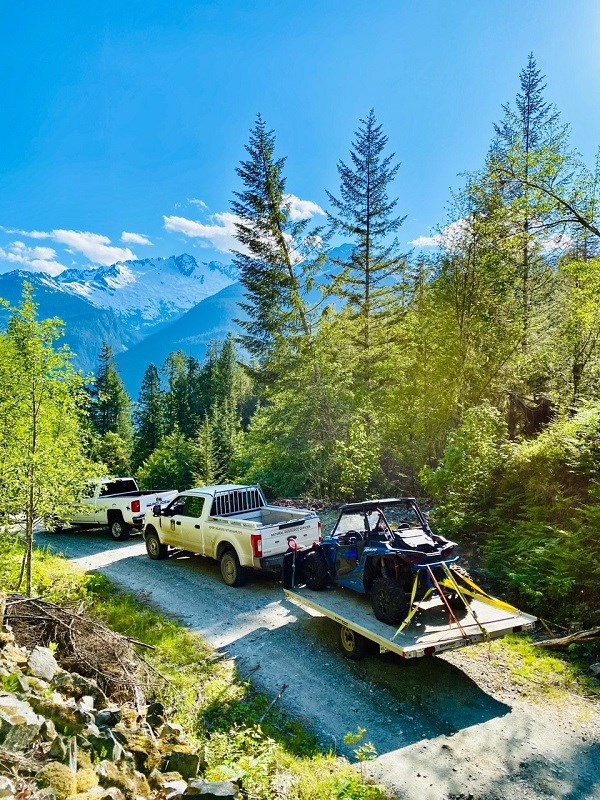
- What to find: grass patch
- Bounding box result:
[461,633,599,701]
[0,532,386,800]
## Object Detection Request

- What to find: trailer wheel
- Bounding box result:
[146,531,168,560]
[339,626,368,660]
[108,513,131,541]
[220,549,247,587]
[302,550,328,590]
[371,577,409,625]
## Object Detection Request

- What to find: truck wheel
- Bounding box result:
[109,515,131,541]
[220,550,247,587]
[339,626,367,661]
[371,577,409,625]
[302,550,328,590]
[146,531,168,560]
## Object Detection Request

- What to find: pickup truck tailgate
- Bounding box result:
[261,517,320,557]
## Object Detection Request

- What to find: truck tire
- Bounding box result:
[145,530,168,560]
[220,550,247,587]
[108,513,131,541]
[371,577,409,625]
[339,626,368,661]
[302,550,328,590]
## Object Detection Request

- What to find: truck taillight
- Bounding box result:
[318,519,323,541]
[251,534,262,558]
[131,500,141,513]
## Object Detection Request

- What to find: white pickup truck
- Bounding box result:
[143,484,321,586]
[69,478,178,540]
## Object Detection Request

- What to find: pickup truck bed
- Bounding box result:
[284,584,537,659]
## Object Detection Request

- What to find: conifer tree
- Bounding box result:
[488,54,570,353]
[133,363,166,468]
[89,343,133,472]
[327,109,406,381]
[232,115,318,374]
[89,344,133,440]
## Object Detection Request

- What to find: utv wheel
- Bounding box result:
[339,626,368,661]
[109,516,131,541]
[302,550,328,590]
[371,577,409,625]
[146,531,168,560]
[220,550,247,587]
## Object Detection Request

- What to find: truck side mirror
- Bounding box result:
[152,503,162,517]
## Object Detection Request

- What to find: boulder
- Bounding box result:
[0,693,44,750]
[184,781,238,799]
[95,761,136,800]
[164,748,200,781]
[76,768,100,792]
[1,643,28,667]
[162,779,188,800]
[590,662,600,677]
[145,702,165,729]
[95,708,122,728]
[36,761,77,800]
[27,646,59,682]
[88,731,123,763]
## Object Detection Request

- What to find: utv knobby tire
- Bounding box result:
[220,549,247,587]
[446,565,473,611]
[109,514,131,541]
[302,550,328,590]
[146,531,168,560]
[339,626,368,661]
[371,577,409,625]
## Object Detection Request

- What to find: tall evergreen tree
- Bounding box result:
[232,115,319,375]
[89,343,133,441]
[89,344,133,472]
[327,109,406,380]
[133,363,166,468]
[488,54,570,353]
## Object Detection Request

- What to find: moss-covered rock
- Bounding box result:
[36,761,77,800]
[75,768,99,792]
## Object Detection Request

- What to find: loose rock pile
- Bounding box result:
[0,595,237,800]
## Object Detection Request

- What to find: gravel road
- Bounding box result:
[39,528,600,800]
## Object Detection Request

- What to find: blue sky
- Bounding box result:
[1,1,599,274]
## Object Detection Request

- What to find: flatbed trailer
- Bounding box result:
[284,584,537,660]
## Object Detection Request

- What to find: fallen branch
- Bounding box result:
[533,626,600,649]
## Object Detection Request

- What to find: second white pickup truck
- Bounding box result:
[143,484,321,586]
[68,478,178,540]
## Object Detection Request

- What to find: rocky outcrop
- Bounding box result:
[0,595,237,800]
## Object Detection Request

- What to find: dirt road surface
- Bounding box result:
[40,528,600,800]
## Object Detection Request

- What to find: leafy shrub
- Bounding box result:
[420,403,510,536]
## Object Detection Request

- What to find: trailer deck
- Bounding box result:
[284,585,537,658]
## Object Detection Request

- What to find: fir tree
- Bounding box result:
[232,115,318,375]
[488,54,570,353]
[133,363,166,468]
[89,343,133,440]
[327,109,406,380]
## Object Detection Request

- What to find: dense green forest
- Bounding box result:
[2,56,599,621]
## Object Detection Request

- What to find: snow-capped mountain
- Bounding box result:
[52,254,237,329]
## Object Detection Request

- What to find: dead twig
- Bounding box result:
[532,626,600,649]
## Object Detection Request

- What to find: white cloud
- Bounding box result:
[121,231,153,246]
[284,194,325,221]
[0,241,68,276]
[188,198,208,210]
[163,212,241,253]
[410,219,471,253]
[410,234,442,248]
[0,227,136,266]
